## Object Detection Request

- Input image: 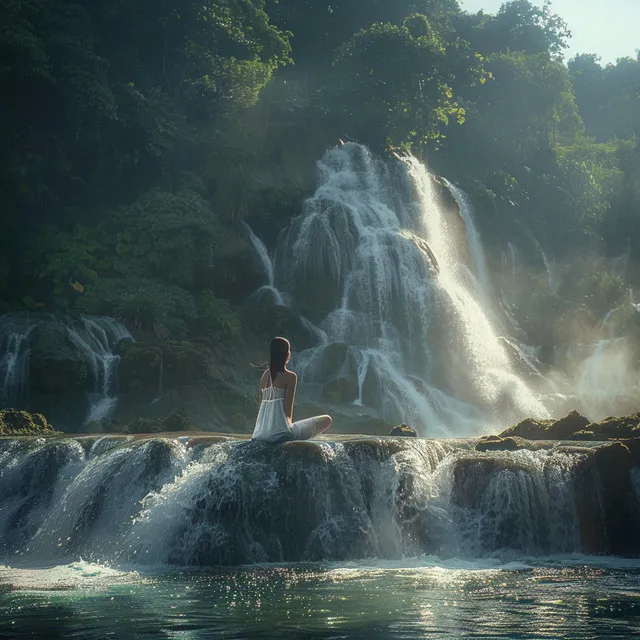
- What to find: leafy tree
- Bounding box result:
[77,277,197,338]
[330,14,487,149]
[456,0,570,59]
[444,51,579,176]
[570,53,640,142]
[109,187,220,289]
[267,0,461,69]
[197,290,242,339]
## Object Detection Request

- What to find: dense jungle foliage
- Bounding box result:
[1,0,639,343]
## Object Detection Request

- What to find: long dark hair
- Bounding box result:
[269,336,290,383]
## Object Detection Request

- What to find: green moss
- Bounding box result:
[125,418,163,434]
[162,409,192,432]
[389,424,418,437]
[0,409,57,436]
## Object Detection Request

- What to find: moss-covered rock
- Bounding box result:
[162,409,192,432]
[476,436,522,452]
[588,413,640,439]
[111,408,195,434]
[499,417,554,439]
[547,410,590,439]
[501,411,640,442]
[389,424,418,437]
[0,409,57,435]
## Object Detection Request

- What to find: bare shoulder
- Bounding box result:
[285,370,298,383]
[259,369,269,385]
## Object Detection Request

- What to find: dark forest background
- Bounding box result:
[2,0,639,345]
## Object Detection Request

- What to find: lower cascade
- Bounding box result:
[2,436,638,567]
[0,313,131,428]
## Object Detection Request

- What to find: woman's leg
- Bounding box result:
[314,415,332,436]
[290,415,332,440]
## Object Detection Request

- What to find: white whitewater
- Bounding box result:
[0,313,131,424]
[0,318,34,407]
[242,222,285,306]
[242,223,329,345]
[279,143,547,434]
[0,436,591,566]
[442,178,490,299]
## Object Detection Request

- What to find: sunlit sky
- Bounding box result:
[460,0,639,64]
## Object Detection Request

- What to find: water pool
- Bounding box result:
[2,557,640,639]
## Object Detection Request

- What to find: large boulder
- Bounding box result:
[546,410,590,439]
[0,409,56,435]
[499,417,553,440]
[499,411,591,441]
[389,424,418,438]
[587,413,640,440]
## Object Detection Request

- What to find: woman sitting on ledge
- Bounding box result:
[252,337,332,444]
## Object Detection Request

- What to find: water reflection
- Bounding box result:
[1,561,640,639]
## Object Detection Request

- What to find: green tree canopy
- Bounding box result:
[330,14,486,149]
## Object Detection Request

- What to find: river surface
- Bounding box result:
[2,556,640,639]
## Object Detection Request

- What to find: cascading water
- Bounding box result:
[242,222,286,306]
[0,313,131,425]
[442,179,490,299]
[0,435,633,567]
[278,144,547,434]
[0,317,33,408]
[242,222,330,347]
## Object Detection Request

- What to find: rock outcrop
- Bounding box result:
[498,410,640,441]
[389,424,418,438]
[0,409,57,436]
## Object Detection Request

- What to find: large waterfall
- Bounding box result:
[0,313,131,426]
[1,435,628,567]
[271,144,547,435]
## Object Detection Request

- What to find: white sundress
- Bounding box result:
[251,376,320,443]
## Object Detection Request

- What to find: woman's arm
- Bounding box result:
[284,372,297,424]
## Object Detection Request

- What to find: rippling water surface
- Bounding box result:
[2,557,640,639]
